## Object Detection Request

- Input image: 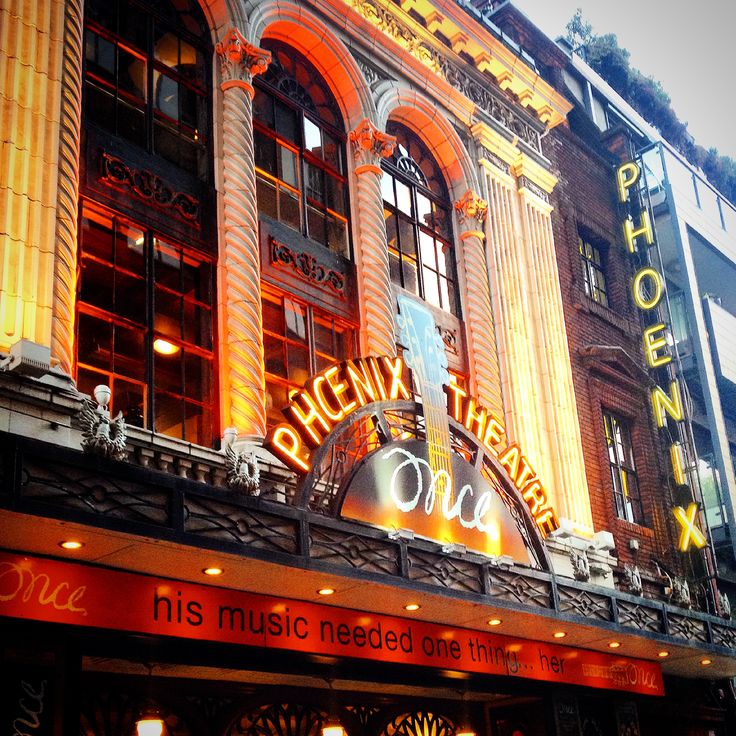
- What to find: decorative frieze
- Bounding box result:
[270,237,346,297]
[347,0,541,151]
[100,153,200,222]
[518,174,550,203]
[351,51,394,91]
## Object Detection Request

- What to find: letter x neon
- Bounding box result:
[673,503,707,552]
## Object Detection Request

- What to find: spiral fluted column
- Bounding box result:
[348,119,397,357]
[216,30,271,438]
[454,190,503,417]
[51,0,84,377]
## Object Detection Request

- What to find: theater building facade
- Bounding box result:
[0,0,735,734]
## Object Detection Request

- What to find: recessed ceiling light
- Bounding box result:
[59,540,84,550]
[202,567,223,576]
[318,587,335,596]
[608,641,621,649]
[404,603,421,611]
[487,618,502,626]
[657,650,670,658]
[552,631,566,639]
[700,658,712,666]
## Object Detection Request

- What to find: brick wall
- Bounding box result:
[545,124,683,577]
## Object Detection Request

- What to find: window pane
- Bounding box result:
[313,317,335,357]
[119,48,146,100]
[185,400,211,446]
[325,175,345,215]
[275,100,298,143]
[304,117,322,157]
[116,271,146,323]
[78,312,112,371]
[153,26,179,68]
[155,73,178,119]
[115,378,145,427]
[85,83,116,128]
[256,177,278,219]
[279,146,299,188]
[182,301,212,349]
[402,258,418,294]
[326,216,348,257]
[85,31,115,80]
[306,162,324,203]
[381,175,395,206]
[154,241,181,290]
[254,130,277,174]
[118,223,145,273]
[322,130,341,172]
[279,188,301,229]
[114,323,145,381]
[395,180,412,215]
[117,101,146,147]
[155,288,181,339]
[77,366,108,400]
[287,343,309,384]
[419,231,437,270]
[154,349,182,395]
[416,193,433,228]
[154,391,184,439]
[253,88,274,127]
[184,351,212,400]
[80,259,114,312]
[307,205,326,246]
[153,120,181,165]
[262,294,285,334]
[264,334,287,378]
[423,267,440,308]
[284,299,307,341]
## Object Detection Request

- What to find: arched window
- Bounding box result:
[253,40,350,257]
[77,0,215,447]
[381,122,459,316]
[254,41,357,428]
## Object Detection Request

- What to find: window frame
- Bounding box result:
[381,124,459,317]
[262,287,357,428]
[76,200,216,446]
[579,235,610,308]
[603,410,644,525]
[253,44,351,259]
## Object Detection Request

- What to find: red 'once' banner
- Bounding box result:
[0,552,663,695]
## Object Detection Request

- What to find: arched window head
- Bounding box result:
[381,121,459,317]
[83,0,211,179]
[253,40,350,258]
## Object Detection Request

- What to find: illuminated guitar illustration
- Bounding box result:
[340,295,531,561]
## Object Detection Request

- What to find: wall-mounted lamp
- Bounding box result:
[388,528,415,542]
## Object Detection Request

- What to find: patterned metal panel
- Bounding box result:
[558,584,613,622]
[184,496,298,554]
[486,567,552,608]
[668,613,709,643]
[617,600,664,633]
[407,548,483,593]
[309,526,400,575]
[22,459,169,526]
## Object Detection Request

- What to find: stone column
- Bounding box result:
[0,1,66,356]
[52,0,84,377]
[454,189,503,417]
[348,118,396,357]
[215,29,271,438]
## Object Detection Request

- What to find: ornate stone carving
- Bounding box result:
[224,444,261,495]
[79,385,127,462]
[100,153,200,221]
[349,118,396,169]
[670,575,692,608]
[270,238,346,296]
[351,52,393,90]
[569,547,590,582]
[623,564,643,596]
[518,175,550,203]
[454,189,488,229]
[479,146,511,174]
[215,28,271,90]
[719,591,732,619]
[347,0,541,151]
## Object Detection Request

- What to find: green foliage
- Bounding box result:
[569,12,736,206]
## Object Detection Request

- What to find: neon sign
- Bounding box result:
[266,297,559,554]
[616,161,705,549]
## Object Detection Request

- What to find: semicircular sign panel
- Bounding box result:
[340,438,533,564]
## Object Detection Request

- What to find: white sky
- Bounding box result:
[512,0,736,159]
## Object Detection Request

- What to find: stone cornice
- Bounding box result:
[341,0,570,129]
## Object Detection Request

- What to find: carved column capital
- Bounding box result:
[454,189,488,232]
[349,118,396,173]
[216,28,271,94]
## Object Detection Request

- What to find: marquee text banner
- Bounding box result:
[0,552,663,695]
